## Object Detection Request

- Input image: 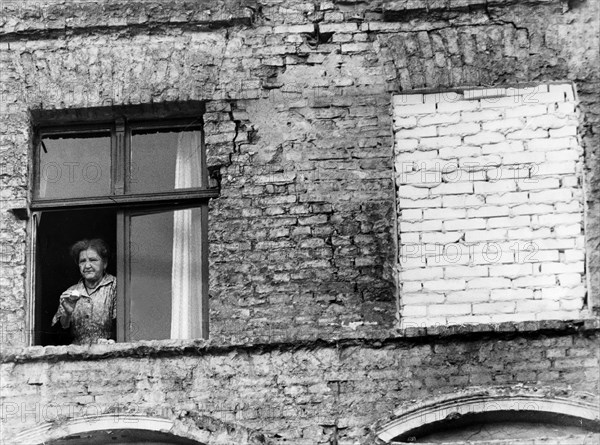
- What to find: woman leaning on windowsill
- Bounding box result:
[52,238,117,345]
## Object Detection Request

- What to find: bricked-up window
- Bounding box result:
[393,83,588,328]
[30,105,218,345]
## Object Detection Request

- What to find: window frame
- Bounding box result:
[29,106,218,344]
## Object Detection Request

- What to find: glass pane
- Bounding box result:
[129,129,204,194]
[38,134,111,199]
[129,207,204,341]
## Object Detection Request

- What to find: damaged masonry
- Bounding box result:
[0,0,599,444]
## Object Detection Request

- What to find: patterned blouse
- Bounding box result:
[52,274,117,345]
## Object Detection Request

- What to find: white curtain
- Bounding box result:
[170,131,203,339]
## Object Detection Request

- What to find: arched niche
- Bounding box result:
[14,414,266,445]
[376,389,600,444]
[45,429,201,445]
[15,416,193,445]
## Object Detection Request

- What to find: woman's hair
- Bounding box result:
[70,238,110,264]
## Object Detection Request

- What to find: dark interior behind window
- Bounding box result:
[36,209,116,346]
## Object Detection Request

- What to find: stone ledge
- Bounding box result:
[394,317,600,338]
[1,318,598,364]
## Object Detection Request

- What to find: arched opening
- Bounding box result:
[393,410,599,442]
[376,389,600,444]
[14,413,265,445]
[14,416,200,445]
[46,429,203,445]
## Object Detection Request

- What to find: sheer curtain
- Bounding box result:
[171,131,203,339]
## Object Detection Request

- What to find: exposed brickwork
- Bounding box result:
[206,95,395,341]
[394,84,588,327]
[0,0,599,443]
[1,0,599,343]
[1,330,599,443]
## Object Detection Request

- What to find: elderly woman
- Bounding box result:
[52,238,116,345]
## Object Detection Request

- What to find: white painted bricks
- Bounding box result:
[393,83,586,327]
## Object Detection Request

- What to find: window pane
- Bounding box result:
[129,130,204,194]
[38,134,111,199]
[129,207,203,341]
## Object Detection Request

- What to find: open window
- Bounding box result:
[30,105,218,345]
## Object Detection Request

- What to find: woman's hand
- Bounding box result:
[60,290,81,315]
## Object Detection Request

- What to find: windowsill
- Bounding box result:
[1,318,598,364]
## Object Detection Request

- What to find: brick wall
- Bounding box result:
[394,83,588,327]
[0,0,599,444]
[1,329,598,443]
[0,0,598,344]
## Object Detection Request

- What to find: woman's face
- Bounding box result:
[78,248,106,283]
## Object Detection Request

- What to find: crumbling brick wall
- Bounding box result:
[1,328,598,443]
[0,1,599,442]
[1,0,598,344]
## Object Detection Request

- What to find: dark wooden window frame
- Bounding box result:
[29,104,218,343]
